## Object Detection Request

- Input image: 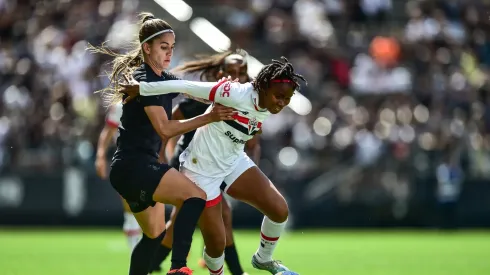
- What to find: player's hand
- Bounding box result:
[119,74,140,104]
[219,76,239,83]
[95,156,108,179]
[207,103,236,122]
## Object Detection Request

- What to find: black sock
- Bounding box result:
[149,244,172,272]
[170,197,206,270]
[129,230,166,275]
[225,244,244,275]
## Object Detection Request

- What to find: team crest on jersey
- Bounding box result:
[248,118,260,135]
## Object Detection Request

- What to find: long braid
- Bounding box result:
[252,56,307,94]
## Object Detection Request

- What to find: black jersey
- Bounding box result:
[112,63,179,162]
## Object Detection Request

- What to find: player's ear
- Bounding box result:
[142,43,151,55]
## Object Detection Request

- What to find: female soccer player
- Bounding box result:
[150,50,258,275]
[89,12,237,275]
[95,102,142,252]
[120,57,306,275]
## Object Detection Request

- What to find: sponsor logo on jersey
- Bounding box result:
[225,131,246,144]
[220,82,231,97]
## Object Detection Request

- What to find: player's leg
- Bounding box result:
[131,203,167,275]
[152,168,207,273]
[223,157,292,274]
[121,197,142,252]
[221,196,246,275]
[198,201,227,275]
[149,206,176,273]
[111,159,206,275]
[180,167,228,275]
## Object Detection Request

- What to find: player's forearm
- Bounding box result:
[159,114,212,140]
[165,135,180,158]
[140,80,219,101]
[96,127,115,158]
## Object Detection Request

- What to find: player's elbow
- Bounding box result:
[158,123,177,141]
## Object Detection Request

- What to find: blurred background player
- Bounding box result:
[150,50,258,275]
[95,102,142,252]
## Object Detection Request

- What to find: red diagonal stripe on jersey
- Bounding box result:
[209,79,228,101]
[232,113,262,128]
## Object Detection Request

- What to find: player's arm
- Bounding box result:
[95,124,118,179]
[245,135,261,164]
[136,79,240,107]
[96,125,117,159]
[144,103,234,141]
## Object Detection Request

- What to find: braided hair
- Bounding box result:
[252,56,307,94]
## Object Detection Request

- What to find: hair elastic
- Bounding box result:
[140,29,174,45]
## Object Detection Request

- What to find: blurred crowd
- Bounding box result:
[201,0,490,209]
[2,0,490,210]
[0,0,139,172]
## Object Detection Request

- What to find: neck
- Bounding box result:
[144,59,163,77]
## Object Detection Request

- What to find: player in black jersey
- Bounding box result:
[149,50,258,275]
[88,12,236,275]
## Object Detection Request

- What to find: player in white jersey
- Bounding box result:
[95,102,142,252]
[150,50,255,275]
[121,57,306,275]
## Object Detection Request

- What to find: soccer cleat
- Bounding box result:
[197,258,207,269]
[251,254,291,274]
[166,267,193,275]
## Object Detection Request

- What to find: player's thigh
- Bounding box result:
[110,158,162,213]
[120,196,131,212]
[132,202,166,238]
[181,167,223,206]
[198,201,226,257]
[153,168,206,207]
[225,163,289,223]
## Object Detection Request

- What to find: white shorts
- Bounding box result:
[180,154,255,208]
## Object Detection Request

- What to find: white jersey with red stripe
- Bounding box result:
[140,79,270,177]
[106,102,123,128]
[105,102,123,143]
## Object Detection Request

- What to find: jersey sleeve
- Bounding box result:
[105,103,123,128]
[140,80,246,108]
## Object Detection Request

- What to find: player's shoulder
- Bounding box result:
[162,71,180,81]
[227,81,253,97]
[133,64,147,82]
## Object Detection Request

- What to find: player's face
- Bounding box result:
[146,32,175,70]
[220,64,248,84]
[264,84,294,114]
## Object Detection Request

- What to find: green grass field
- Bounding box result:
[0,229,489,275]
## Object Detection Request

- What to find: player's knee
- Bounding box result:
[146,226,165,239]
[177,184,207,206]
[182,187,206,202]
[269,196,289,223]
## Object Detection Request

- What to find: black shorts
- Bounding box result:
[110,155,172,213]
[169,146,185,171]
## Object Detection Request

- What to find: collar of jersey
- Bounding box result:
[251,90,268,112]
